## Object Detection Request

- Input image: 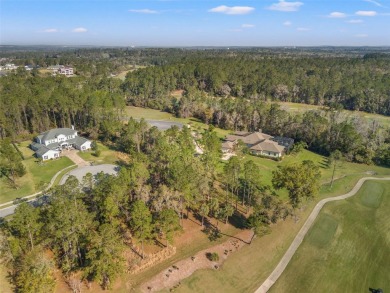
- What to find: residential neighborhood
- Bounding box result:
[30,127,91,160]
[222,130,294,158]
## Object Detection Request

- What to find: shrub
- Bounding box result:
[206,252,219,262]
[94,149,101,157]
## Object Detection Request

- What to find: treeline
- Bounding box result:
[1,123,316,291]
[123,56,390,115]
[0,73,125,139]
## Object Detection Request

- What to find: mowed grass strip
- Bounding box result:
[270,180,390,293]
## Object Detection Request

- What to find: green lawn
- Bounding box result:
[279,102,390,128]
[77,142,119,164]
[0,142,74,204]
[270,180,390,293]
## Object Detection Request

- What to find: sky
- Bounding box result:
[1,0,390,46]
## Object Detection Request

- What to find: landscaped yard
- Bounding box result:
[77,142,121,165]
[270,180,390,293]
[0,141,74,204]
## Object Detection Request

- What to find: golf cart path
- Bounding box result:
[256,176,390,293]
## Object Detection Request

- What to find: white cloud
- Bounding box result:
[346,19,364,23]
[72,27,87,33]
[328,12,347,18]
[43,28,58,33]
[297,27,310,31]
[129,9,158,14]
[268,1,303,12]
[241,24,255,28]
[356,33,368,37]
[208,5,255,15]
[283,21,292,26]
[355,10,377,16]
[363,0,385,7]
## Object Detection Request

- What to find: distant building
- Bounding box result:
[222,130,294,158]
[30,127,91,161]
[4,63,17,70]
[58,66,74,76]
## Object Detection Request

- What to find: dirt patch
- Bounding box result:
[140,229,254,292]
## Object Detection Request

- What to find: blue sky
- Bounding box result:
[1,0,389,46]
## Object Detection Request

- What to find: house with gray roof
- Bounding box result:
[222,130,293,159]
[31,127,92,161]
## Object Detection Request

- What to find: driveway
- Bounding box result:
[59,164,119,184]
[61,149,89,166]
[145,120,183,131]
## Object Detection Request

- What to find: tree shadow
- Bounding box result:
[319,157,329,169]
[227,210,247,229]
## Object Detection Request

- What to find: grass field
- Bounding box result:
[270,180,390,293]
[0,141,74,204]
[278,102,390,128]
[163,179,390,293]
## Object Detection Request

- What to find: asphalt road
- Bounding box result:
[0,164,119,218]
[0,205,17,218]
[59,164,119,184]
[145,120,183,130]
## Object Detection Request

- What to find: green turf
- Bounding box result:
[0,142,74,204]
[76,142,119,164]
[270,180,390,293]
[279,102,390,128]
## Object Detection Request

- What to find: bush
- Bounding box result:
[206,252,219,262]
[94,149,101,157]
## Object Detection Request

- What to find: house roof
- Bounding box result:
[225,132,272,145]
[40,128,77,142]
[250,139,285,154]
[233,131,250,136]
[73,136,89,147]
[222,141,235,150]
[35,145,59,156]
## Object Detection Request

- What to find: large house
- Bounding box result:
[30,128,92,161]
[58,67,74,76]
[222,130,293,158]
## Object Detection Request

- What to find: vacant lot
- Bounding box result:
[270,180,390,292]
[0,141,74,204]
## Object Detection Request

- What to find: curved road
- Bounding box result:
[0,164,118,218]
[256,176,390,293]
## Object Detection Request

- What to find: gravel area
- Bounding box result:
[59,164,119,184]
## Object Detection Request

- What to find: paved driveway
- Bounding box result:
[60,164,119,184]
[62,149,89,166]
[146,120,183,130]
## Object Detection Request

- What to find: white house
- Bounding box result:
[31,127,92,161]
[58,67,74,76]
